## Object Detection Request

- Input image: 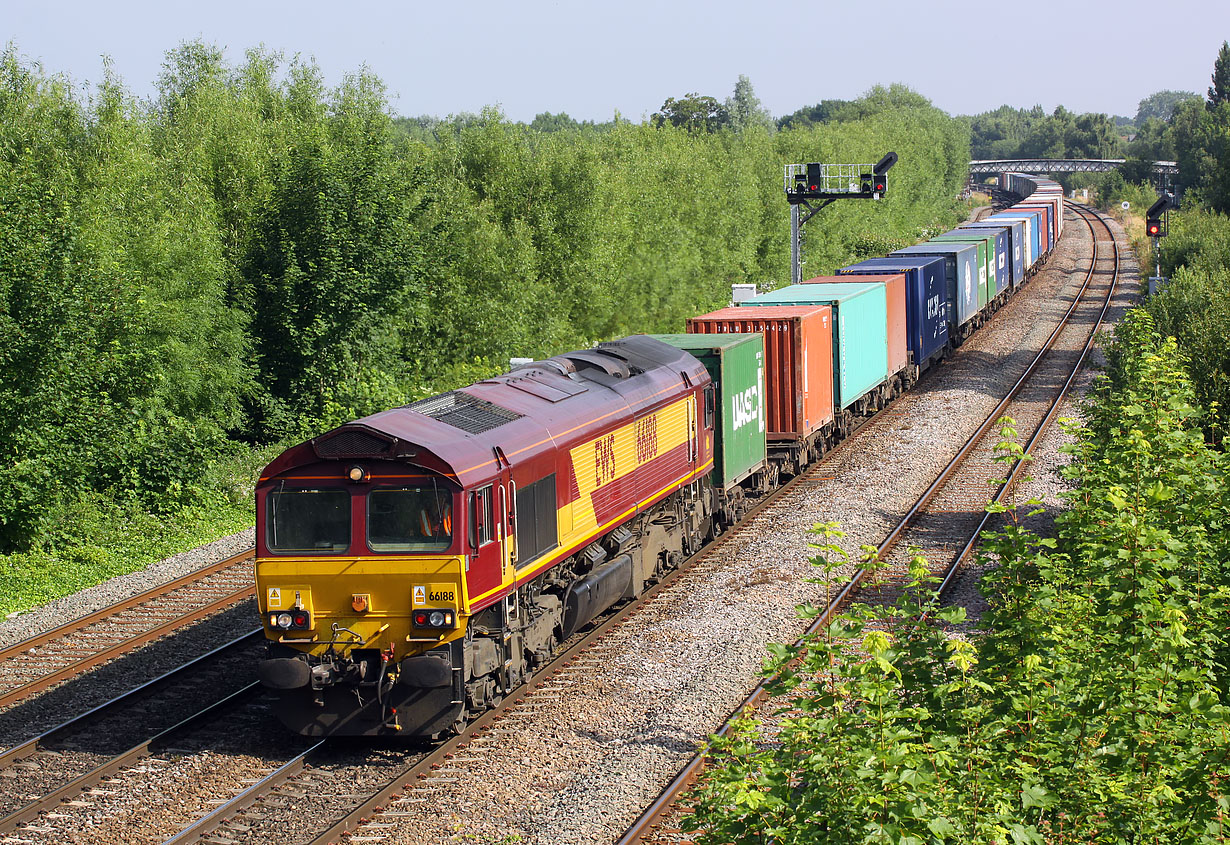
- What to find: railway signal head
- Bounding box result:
[872,152,897,197]
[1145,193,1173,238]
[806,162,822,192]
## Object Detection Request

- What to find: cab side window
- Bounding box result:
[469,486,494,548]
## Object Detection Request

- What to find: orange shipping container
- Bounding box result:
[686,305,833,442]
[801,274,909,376]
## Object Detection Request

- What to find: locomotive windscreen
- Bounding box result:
[267,488,351,553]
[367,486,454,552]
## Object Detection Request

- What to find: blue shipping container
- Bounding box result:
[989,211,1041,274]
[838,256,949,367]
[892,242,980,329]
[960,223,1014,293]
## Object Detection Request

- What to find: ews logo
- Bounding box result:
[635,415,659,464]
[594,434,616,487]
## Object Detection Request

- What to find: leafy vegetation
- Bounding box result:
[967,105,1122,163]
[686,313,1230,842]
[0,45,970,610]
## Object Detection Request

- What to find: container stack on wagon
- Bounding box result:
[685,305,834,472]
[650,332,771,528]
[837,255,949,373]
[249,172,1070,739]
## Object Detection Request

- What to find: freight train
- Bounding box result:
[255,174,1066,737]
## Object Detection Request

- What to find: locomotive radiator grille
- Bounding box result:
[314,429,395,458]
[409,391,523,435]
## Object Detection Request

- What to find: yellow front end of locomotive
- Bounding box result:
[256,554,469,660]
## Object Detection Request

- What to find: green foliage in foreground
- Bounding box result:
[685,310,1230,843]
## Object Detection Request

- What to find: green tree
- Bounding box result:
[776,98,851,130]
[1135,89,1200,123]
[1209,40,1230,108]
[0,47,247,549]
[652,93,728,133]
[724,75,772,133]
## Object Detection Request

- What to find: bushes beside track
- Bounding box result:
[686,310,1230,843]
[0,43,969,602]
[1142,207,1230,437]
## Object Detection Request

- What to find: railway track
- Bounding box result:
[0,630,272,838]
[618,201,1121,844]
[0,549,256,713]
[0,205,1118,845]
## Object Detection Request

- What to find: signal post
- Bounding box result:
[1145,192,1174,295]
[784,153,897,285]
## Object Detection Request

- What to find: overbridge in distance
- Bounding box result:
[969,159,1178,176]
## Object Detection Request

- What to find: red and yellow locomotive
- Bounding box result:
[255,336,716,736]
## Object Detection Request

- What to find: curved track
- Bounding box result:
[618,201,1122,844]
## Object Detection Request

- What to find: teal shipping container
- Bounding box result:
[931,231,995,306]
[649,333,767,490]
[742,283,888,410]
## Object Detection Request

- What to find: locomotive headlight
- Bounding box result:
[276,613,293,629]
[428,610,446,627]
[348,465,369,483]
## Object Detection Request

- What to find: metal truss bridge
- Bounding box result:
[969,159,1178,176]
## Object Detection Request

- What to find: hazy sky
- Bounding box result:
[6,0,1228,122]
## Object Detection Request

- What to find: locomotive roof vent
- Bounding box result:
[557,350,634,379]
[408,390,524,435]
[314,428,396,459]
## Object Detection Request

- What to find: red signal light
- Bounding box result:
[413,611,428,626]
[292,610,309,627]
[875,182,885,191]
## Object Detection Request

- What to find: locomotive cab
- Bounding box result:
[255,336,715,738]
[256,456,488,737]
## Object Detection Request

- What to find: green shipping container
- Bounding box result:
[743,283,888,410]
[930,232,993,309]
[649,333,767,491]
